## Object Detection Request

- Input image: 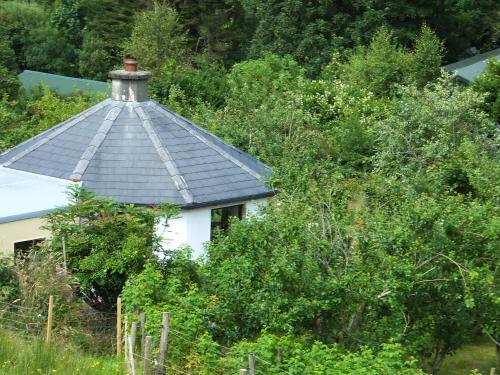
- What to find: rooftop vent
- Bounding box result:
[109,59,151,102]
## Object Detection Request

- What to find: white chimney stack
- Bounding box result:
[109,59,151,102]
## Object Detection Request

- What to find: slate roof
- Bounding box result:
[0,99,274,207]
[444,48,500,83]
[18,70,111,96]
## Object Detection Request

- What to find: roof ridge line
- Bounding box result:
[151,103,263,181]
[1,99,111,167]
[70,103,124,181]
[445,47,500,70]
[134,106,194,205]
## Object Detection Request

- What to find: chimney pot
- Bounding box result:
[109,61,151,102]
[124,58,138,72]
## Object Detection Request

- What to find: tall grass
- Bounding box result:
[0,329,126,375]
[439,338,497,375]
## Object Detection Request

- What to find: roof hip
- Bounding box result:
[152,103,264,181]
[135,105,194,204]
[70,103,125,181]
[1,100,110,167]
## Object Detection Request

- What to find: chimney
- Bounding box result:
[109,59,151,102]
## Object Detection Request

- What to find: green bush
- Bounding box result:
[44,185,178,309]
[473,58,500,123]
[225,334,427,374]
[0,258,19,303]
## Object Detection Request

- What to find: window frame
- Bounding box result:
[13,238,45,260]
[210,204,244,239]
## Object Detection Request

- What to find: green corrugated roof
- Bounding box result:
[18,70,111,96]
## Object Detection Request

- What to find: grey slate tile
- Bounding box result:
[1,99,274,206]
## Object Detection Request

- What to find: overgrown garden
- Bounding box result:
[0,1,499,374]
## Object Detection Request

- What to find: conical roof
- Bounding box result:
[0,98,273,207]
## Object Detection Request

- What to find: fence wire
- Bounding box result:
[0,301,294,375]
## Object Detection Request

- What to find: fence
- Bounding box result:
[0,295,291,375]
[0,297,117,354]
[5,296,496,375]
[117,299,288,375]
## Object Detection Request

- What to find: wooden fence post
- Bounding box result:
[239,369,247,375]
[157,312,170,375]
[143,336,152,375]
[128,334,136,375]
[62,237,68,273]
[45,295,54,344]
[490,368,496,375]
[116,297,122,356]
[125,318,129,368]
[139,313,145,355]
[131,322,138,354]
[276,347,284,363]
[248,353,255,375]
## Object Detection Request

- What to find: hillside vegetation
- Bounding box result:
[0,0,498,374]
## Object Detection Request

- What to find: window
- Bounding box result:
[211,204,244,239]
[14,238,45,260]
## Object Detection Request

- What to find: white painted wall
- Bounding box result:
[156,197,269,258]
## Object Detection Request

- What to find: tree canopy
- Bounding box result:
[0,1,498,373]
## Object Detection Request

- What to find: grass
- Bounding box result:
[439,338,497,375]
[0,329,126,375]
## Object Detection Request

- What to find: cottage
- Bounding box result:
[0,60,274,258]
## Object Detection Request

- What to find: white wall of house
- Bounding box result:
[156,197,268,258]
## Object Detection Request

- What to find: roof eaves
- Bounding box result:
[180,190,276,210]
[0,208,57,224]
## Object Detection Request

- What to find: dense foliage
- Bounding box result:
[0,1,498,374]
[43,186,178,308]
[473,59,500,123]
[0,0,498,79]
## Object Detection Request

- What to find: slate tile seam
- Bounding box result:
[70,104,125,181]
[134,106,194,205]
[151,103,264,182]
[0,99,111,165]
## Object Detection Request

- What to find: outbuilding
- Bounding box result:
[0,60,274,258]
[444,47,500,83]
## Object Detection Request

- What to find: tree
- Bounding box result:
[169,0,255,64]
[25,25,78,75]
[374,75,496,175]
[472,59,500,123]
[44,185,178,309]
[243,0,348,76]
[123,2,187,71]
[78,29,112,80]
[243,0,498,75]
[338,26,444,99]
[0,65,20,100]
[410,24,444,88]
[0,39,19,73]
[50,0,82,45]
[339,27,410,98]
[0,40,20,99]
[0,1,46,70]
